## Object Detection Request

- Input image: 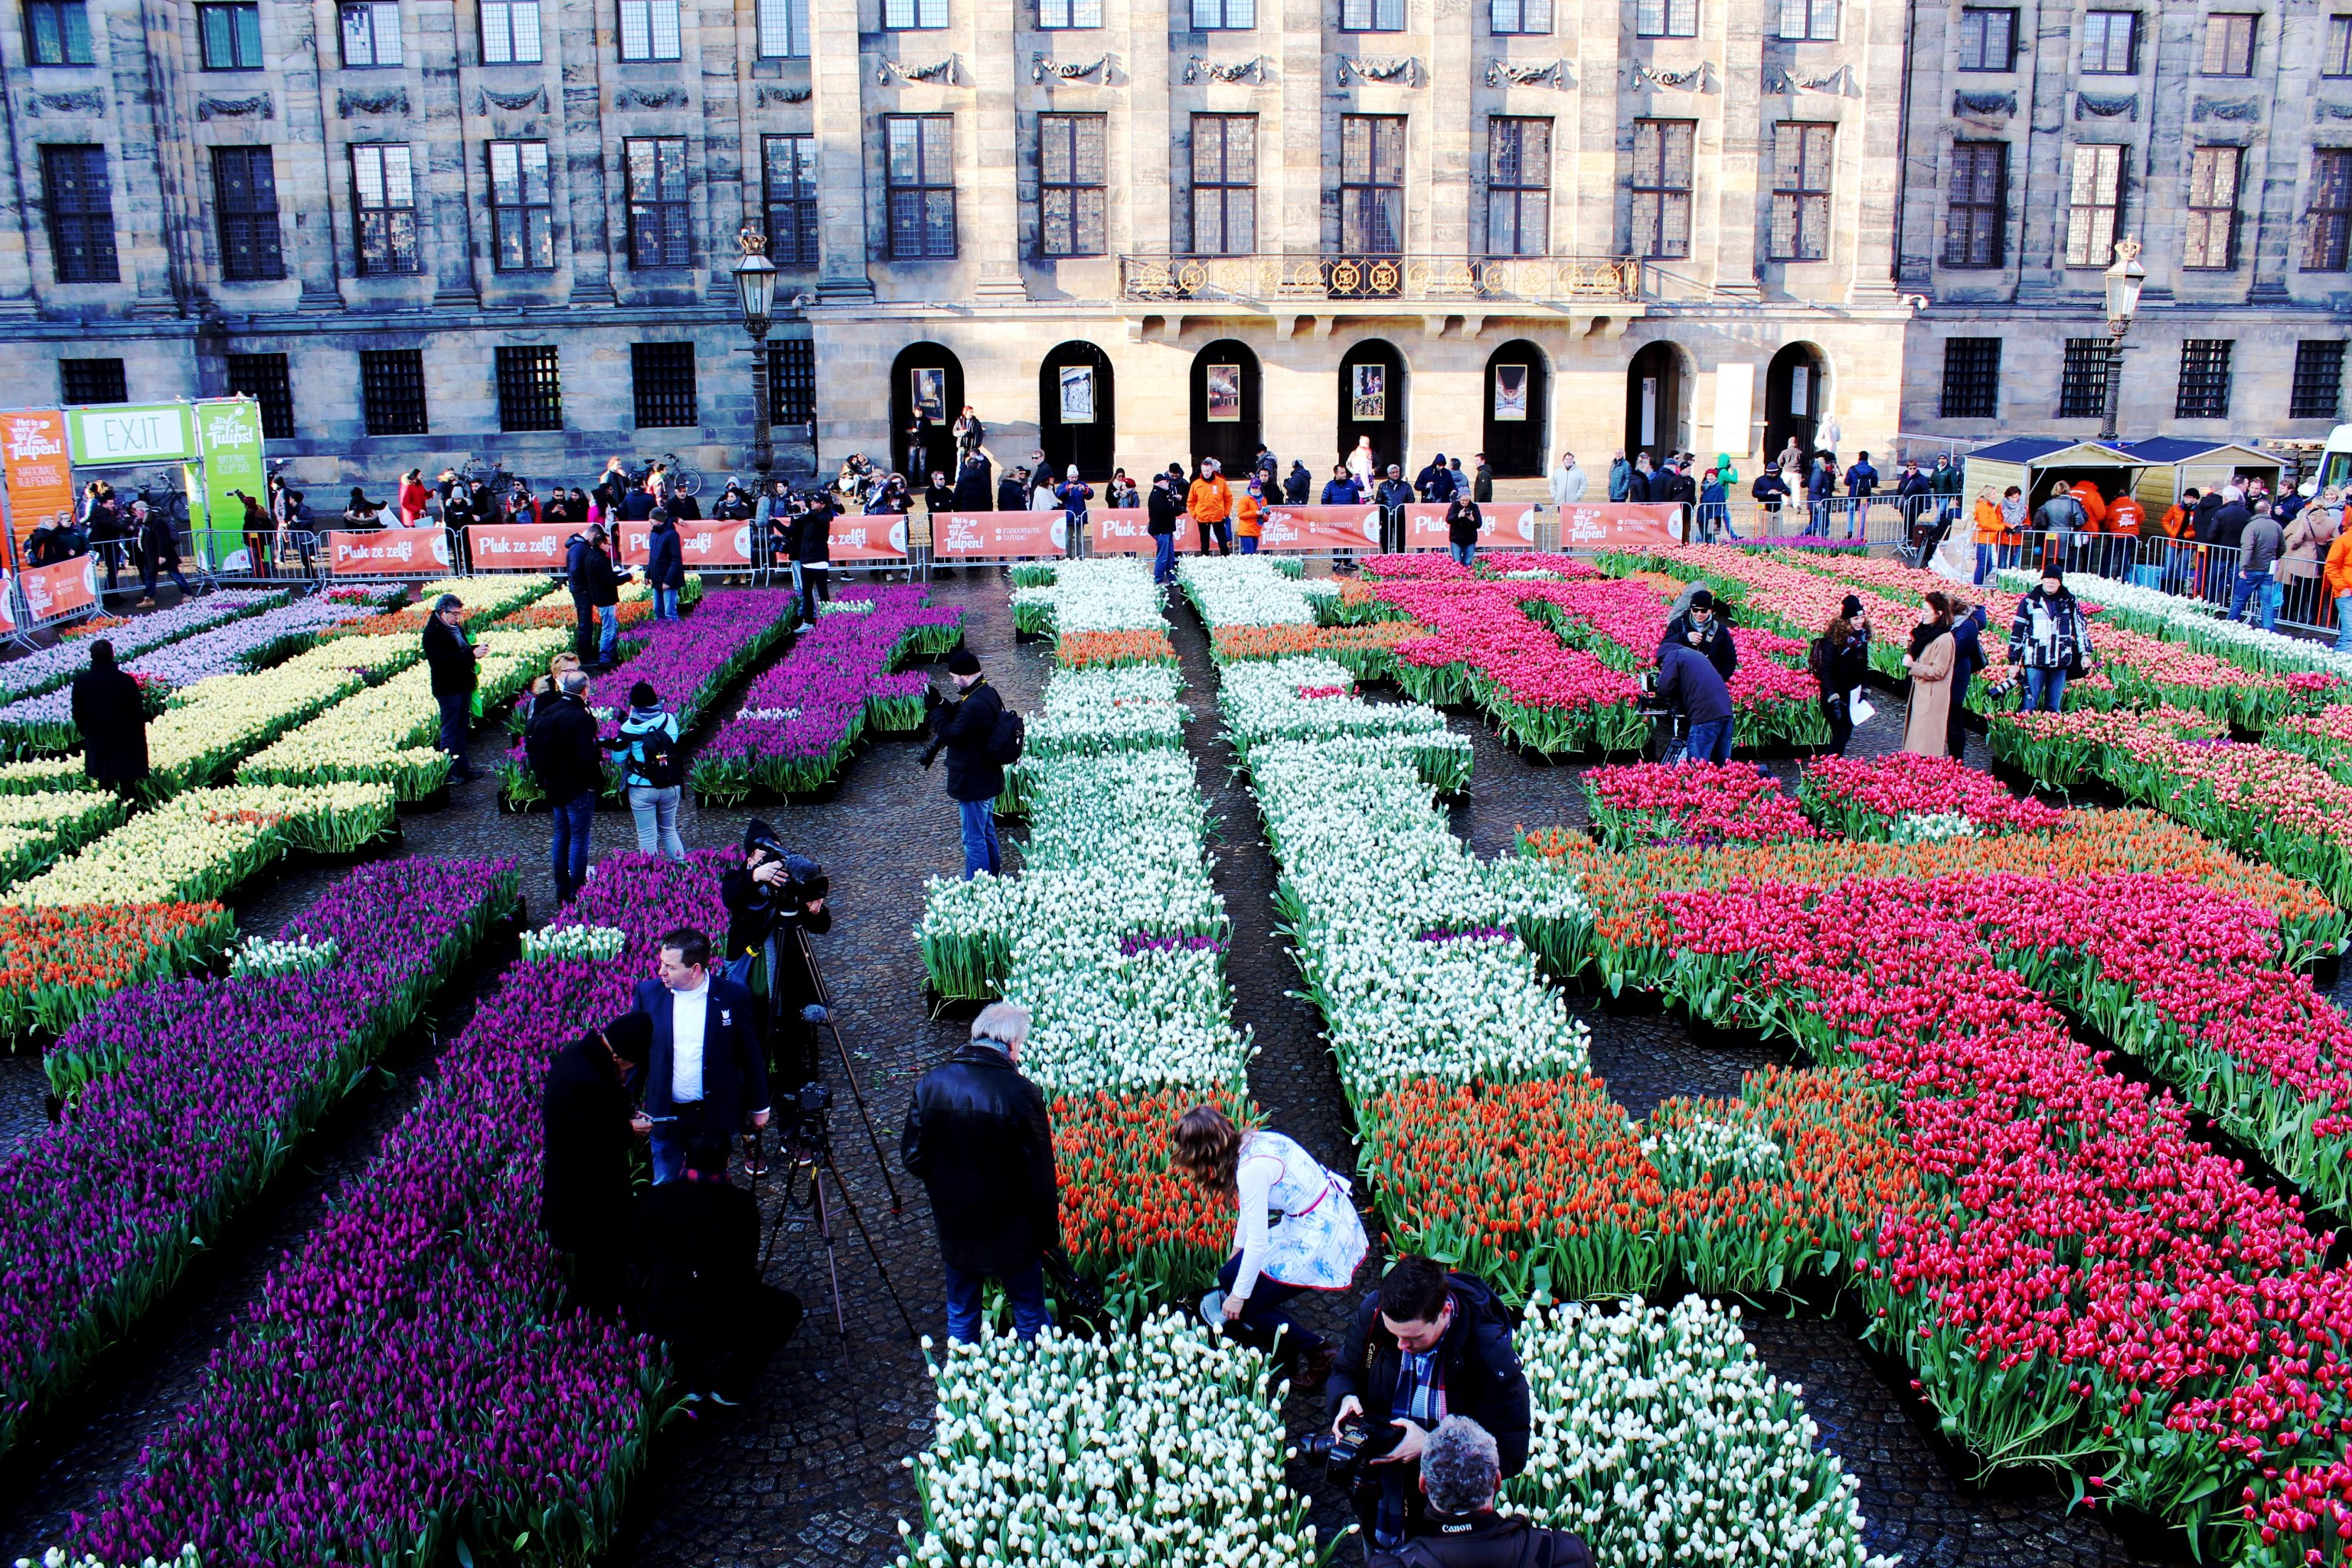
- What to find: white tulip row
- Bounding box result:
[227,934,340,978]
[12,1550,201,1568]
[1010,558,1169,639]
[1218,657,1462,775]
[1638,1113,1788,1187]
[1025,665,1191,760]
[1174,556,1322,628]
[2,782,394,908]
[520,923,629,962]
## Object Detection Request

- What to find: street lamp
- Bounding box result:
[2098,235,2146,443]
[732,227,780,479]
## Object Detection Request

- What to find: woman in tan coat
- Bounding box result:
[1901,591,1957,756]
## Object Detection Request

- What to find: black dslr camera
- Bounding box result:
[747,830,829,916]
[1296,1417,1403,1491]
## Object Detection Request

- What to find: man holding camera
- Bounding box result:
[920,651,1006,880]
[1367,1417,1589,1568]
[631,927,770,1186]
[1326,1255,1531,1557]
[720,819,832,1091]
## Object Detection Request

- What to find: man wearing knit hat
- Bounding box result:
[921,649,1008,878]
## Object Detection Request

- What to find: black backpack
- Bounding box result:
[987,707,1025,767]
[631,718,684,788]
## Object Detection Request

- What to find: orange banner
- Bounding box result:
[932,511,1071,559]
[616,519,753,567]
[329,527,452,576]
[1551,501,1687,550]
[1254,504,1384,554]
[0,555,100,629]
[1080,508,1155,556]
[1403,502,1541,551]
[827,512,910,562]
[465,522,573,569]
[2,410,74,556]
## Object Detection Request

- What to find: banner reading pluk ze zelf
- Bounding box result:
[331,528,452,575]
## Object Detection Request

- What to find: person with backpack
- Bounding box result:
[527,668,604,903]
[611,680,685,863]
[920,650,1014,878]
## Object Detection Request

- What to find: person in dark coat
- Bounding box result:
[645,511,685,622]
[1285,459,1313,505]
[1375,466,1416,554]
[569,524,626,667]
[631,927,772,1186]
[524,669,604,902]
[72,640,148,795]
[1444,495,1482,569]
[1366,1416,1592,1568]
[720,818,832,1089]
[626,1132,801,1402]
[951,449,994,512]
[1808,596,1873,756]
[1661,587,1738,682]
[920,650,1006,878]
[542,1011,653,1314]
[132,501,191,606]
[1945,594,1988,759]
[1145,472,1181,586]
[901,1001,1059,1343]
[1414,455,1456,505]
[789,494,835,626]
[1328,1256,1534,1555]
[421,593,482,784]
[995,466,1028,514]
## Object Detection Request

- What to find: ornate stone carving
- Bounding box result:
[196,93,273,121]
[1033,52,1109,82]
[877,56,956,85]
[337,86,410,117]
[1631,60,1707,90]
[1337,54,1419,86]
[756,83,811,104]
[1484,58,1572,88]
[2073,90,2138,119]
[2192,95,2260,122]
[615,84,688,109]
[2318,100,2352,121]
[25,89,105,116]
[1182,54,1263,83]
[479,84,549,113]
[1952,89,2014,116]
[1763,63,1846,93]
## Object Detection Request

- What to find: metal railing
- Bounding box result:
[1118,252,1643,305]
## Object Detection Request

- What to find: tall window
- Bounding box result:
[2182,145,2239,270]
[25,0,94,64]
[2058,338,2111,418]
[1190,0,1253,24]
[2064,143,2124,267]
[1940,338,2001,419]
[2175,338,2233,419]
[2293,340,2347,420]
[1769,122,1833,261]
[1341,0,1402,28]
[756,0,808,52]
[2200,11,2256,74]
[197,1,263,67]
[2308,149,2352,271]
[226,352,294,439]
[488,139,554,271]
[1037,114,1107,258]
[495,345,563,432]
[212,146,283,280]
[1776,0,1835,40]
[358,348,429,436]
[1487,118,1550,256]
[617,0,679,58]
[2079,10,2137,72]
[885,115,956,259]
[763,135,819,267]
[1631,119,1694,258]
[1040,0,1102,24]
[2328,14,2352,77]
[59,358,126,404]
[1491,0,1550,33]
[338,1,400,65]
[1191,114,1256,255]
[1956,7,2016,70]
[624,138,691,267]
[1341,114,1405,253]
[480,0,541,59]
[350,145,419,275]
[40,145,116,283]
[1943,140,2006,268]
[883,0,946,25]
[771,338,815,426]
[631,342,697,428]
[1634,0,1695,36]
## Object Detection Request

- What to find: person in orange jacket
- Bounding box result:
[1233,478,1264,554]
[2106,492,2145,535]
[1970,486,2007,586]
[2326,525,2352,651]
[2069,479,2109,533]
[1187,458,1233,557]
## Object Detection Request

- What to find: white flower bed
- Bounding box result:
[1640,1114,1787,1186]
[1887,811,1980,844]
[1011,559,1167,639]
[522,923,628,962]
[3,782,394,907]
[1026,666,1190,760]
[15,1550,202,1568]
[229,934,339,978]
[1220,657,1459,760]
[1505,1297,1892,1568]
[1177,556,1320,628]
[894,1314,1323,1568]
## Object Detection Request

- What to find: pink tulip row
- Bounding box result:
[1798,752,2066,836]
[1581,761,1818,848]
[1370,577,1645,725]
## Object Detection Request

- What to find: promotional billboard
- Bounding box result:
[329,527,452,576]
[1254,504,1384,554]
[466,522,574,569]
[931,511,1069,559]
[1550,502,1687,550]
[616,519,754,567]
[1402,502,1541,551]
[1,410,74,556]
[195,397,265,567]
[0,555,100,629]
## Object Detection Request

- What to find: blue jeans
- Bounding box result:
[596,603,618,663]
[2231,570,2279,631]
[627,782,684,861]
[550,790,595,902]
[1152,531,1175,583]
[958,797,1000,880]
[1449,541,1475,567]
[1238,534,1259,554]
[436,691,473,779]
[2020,666,2067,713]
[1214,1253,1324,1357]
[944,1259,1048,1344]
[649,1115,693,1186]
[654,585,680,621]
[1974,544,1994,586]
[2337,595,2352,652]
[1683,717,1733,763]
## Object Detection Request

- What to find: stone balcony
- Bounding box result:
[1112,252,1648,338]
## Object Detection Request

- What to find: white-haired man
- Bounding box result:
[1367,1416,1592,1568]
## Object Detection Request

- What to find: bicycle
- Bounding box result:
[634,452,703,498]
[460,456,518,495]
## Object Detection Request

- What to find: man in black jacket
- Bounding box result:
[569,524,626,667]
[626,1133,801,1403]
[1661,586,1738,682]
[645,510,685,622]
[788,494,834,627]
[632,926,773,1185]
[920,650,1005,879]
[542,1011,652,1313]
[1328,1256,1532,1555]
[1146,472,1181,586]
[901,1001,1058,1343]
[421,593,483,784]
[1368,1417,1589,1568]
[526,669,603,903]
[1375,466,1416,554]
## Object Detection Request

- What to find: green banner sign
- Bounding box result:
[65,403,194,466]
[194,397,265,568]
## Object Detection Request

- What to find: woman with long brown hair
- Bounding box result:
[1173,1102,1367,1392]
[1901,590,1958,756]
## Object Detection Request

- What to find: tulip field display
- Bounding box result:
[0,902,232,1041]
[0,861,518,1462]
[893,1313,1333,1568]
[1206,620,1424,681]
[320,575,559,637]
[1991,565,2352,680]
[518,922,626,962]
[1054,1085,1245,1315]
[224,933,336,978]
[0,792,129,892]
[1504,1297,1891,1568]
[491,573,704,635]
[1797,751,2066,840]
[1216,657,1471,792]
[1579,762,1819,851]
[1615,546,1920,681]
[0,591,286,706]
[2,782,394,909]
[692,586,962,804]
[1178,554,1323,628]
[1010,559,1176,666]
[117,664,368,799]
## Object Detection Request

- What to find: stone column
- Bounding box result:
[964,0,1028,298]
[808,0,871,299]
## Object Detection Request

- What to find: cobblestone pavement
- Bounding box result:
[0,573,2181,1566]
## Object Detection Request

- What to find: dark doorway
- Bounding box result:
[1188,338,1261,475]
[1764,342,1828,467]
[1337,338,1408,476]
[890,341,962,483]
[1624,341,1684,467]
[1039,340,1116,482]
[1481,341,1549,479]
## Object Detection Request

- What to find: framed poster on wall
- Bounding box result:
[910,368,946,424]
[1492,364,1528,421]
[1059,364,1096,423]
[1351,364,1387,421]
[1205,364,1241,422]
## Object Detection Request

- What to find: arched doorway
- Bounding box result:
[890,342,962,483]
[1188,338,1261,476]
[1337,338,1408,476]
[1763,342,1829,466]
[1481,341,1549,479]
[1039,340,1116,482]
[1624,341,1685,466]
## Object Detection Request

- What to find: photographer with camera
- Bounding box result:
[631,927,770,1186]
[920,651,1011,880]
[1367,1417,1589,1568]
[1321,1255,1531,1557]
[720,819,832,1091]
[626,1133,803,1406]
[1654,632,1734,766]
[541,1012,653,1315]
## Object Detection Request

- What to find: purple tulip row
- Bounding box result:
[0,590,287,705]
[69,852,730,1567]
[692,586,962,801]
[0,858,520,1463]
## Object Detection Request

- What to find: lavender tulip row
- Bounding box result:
[691,586,963,803]
[0,592,287,707]
[66,852,727,1567]
[498,590,797,807]
[0,858,519,1463]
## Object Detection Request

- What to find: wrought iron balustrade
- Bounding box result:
[1117,252,1642,305]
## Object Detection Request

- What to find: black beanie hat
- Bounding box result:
[1688,589,1715,611]
[946,650,982,675]
[629,681,658,709]
[602,1011,653,1063]
[1840,594,1864,618]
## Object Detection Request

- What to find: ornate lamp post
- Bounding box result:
[2098,236,2147,443]
[732,228,780,479]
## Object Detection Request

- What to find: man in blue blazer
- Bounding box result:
[632,926,772,1185]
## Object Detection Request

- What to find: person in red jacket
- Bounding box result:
[397,468,430,524]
